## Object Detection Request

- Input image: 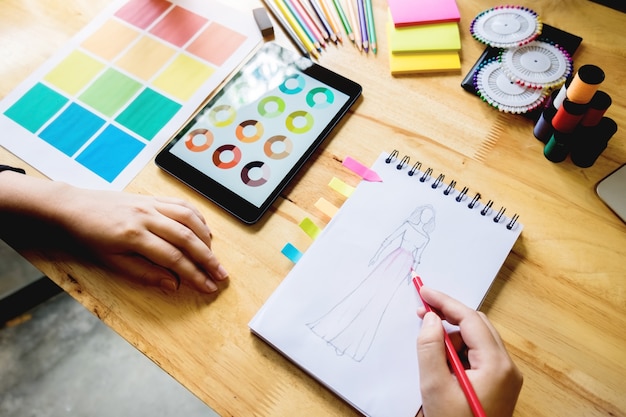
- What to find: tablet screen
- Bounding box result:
[156,42,361,224]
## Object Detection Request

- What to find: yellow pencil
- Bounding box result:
[275,0,320,58]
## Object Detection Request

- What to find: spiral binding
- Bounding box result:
[386,150,520,230]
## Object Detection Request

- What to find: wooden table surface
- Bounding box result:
[2,0,625,416]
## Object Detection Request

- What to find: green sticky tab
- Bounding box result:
[299,217,321,240]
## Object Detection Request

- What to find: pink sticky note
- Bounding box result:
[342,156,383,182]
[387,0,461,27]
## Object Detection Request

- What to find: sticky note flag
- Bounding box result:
[329,177,355,197]
[281,243,303,263]
[299,217,321,240]
[315,197,339,218]
[342,156,382,182]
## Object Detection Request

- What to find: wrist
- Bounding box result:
[0,172,75,224]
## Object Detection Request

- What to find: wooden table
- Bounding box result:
[2,0,625,415]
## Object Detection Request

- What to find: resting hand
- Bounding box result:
[0,171,227,293]
[55,186,228,293]
[416,287,523,417]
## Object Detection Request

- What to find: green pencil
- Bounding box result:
[332,0,354,42]
[364,0,376,54]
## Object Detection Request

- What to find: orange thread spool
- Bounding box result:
[566,64,605,104]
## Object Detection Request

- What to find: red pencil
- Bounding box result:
[411,272,488,417]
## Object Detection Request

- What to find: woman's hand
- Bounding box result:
[416,287,523,417]
[0,172,228,293]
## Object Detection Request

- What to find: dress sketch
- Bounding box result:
[307,205,436,362]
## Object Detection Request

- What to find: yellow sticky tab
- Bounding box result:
[328,177,355,197]
[315,198,339,218]
[299,217,321,239]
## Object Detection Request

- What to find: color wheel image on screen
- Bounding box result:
[169,51,350,208]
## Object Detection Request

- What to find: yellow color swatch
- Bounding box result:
[116,36,176,81]
[153,54,215,101]
[44,50,105,95]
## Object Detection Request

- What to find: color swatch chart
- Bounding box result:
[0,0,261,190]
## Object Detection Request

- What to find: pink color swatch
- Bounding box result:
[115,0,171,29]
[187,22,247,66]
[150,6,208,47]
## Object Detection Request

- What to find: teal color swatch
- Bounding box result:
[4,83,68,133]
[115,88,181,140]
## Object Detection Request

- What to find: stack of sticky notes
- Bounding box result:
[386,0,462,75]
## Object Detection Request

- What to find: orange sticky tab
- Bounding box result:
[315,197,339,218]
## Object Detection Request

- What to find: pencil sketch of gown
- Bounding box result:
[307,205,436,362]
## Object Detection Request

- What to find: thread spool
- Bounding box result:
[566,64,605,104]
[544,130,574,162]
[570,117,618,168]
[534,106,557,143]
[551,99,588,133]
[551,76,572,110]
[580,91,612,127]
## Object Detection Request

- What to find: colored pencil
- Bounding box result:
[345,0,361,50]
[274,0,320,58]
[290,0,327,46]
[331,0,354,43]
[319,0,343,42]
[411,273,488,417]
[262,0,310,57]
[284,0,323,50]
[309,0,337,43]
[356,0,369,52]
[298,0,330,41]
[364,0,376,53]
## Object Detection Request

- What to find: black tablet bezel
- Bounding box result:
[155,42,362,224]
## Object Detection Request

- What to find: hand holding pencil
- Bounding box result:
[414,282,523,417]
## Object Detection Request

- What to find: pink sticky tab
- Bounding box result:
[342,156,383,182]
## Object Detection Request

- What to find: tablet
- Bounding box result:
[156,42,361,224]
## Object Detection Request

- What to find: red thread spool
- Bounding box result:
[551,99,587,133]
[580,91,612,127]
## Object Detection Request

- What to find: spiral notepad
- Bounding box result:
[249,150,523,417]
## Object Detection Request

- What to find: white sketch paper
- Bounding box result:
[249,151,522,417]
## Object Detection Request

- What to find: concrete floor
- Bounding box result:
[0,240,219,417]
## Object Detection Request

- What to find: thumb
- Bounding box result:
[417,311,451,393]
